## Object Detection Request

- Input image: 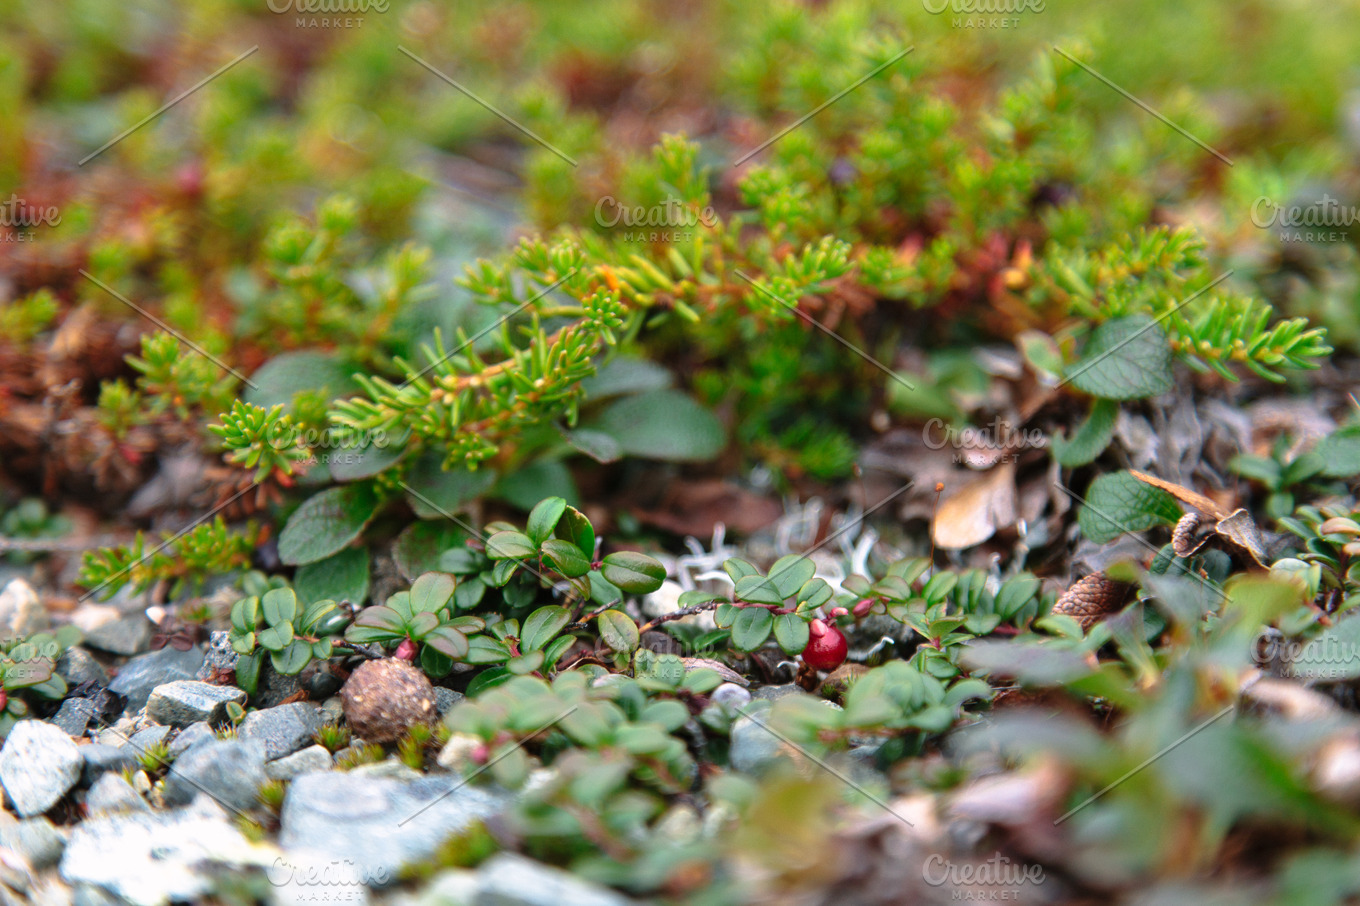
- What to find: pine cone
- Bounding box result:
[1052,572,1132,631]
[1171,511,1211,558]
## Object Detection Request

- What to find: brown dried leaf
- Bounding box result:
[931,460,1017,550]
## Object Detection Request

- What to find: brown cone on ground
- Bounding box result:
[339,657,436,743]
[1051,572,1133,631]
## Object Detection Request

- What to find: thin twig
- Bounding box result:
[564,602,618,633]
[637,600,724,635]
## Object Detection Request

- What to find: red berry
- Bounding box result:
[394,637,419,661]
[176,160,205,198]
[801,619,848,672]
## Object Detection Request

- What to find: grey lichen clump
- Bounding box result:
[339,658,436,743]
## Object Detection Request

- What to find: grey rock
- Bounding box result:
[307,669,342,700]
[265,745,332,782]
[710,683,752,711]
[127,724,171,752]
[145,681,245,727]
[95,716,137,748]
[239,703,322,760]
[254,661,305,709]
[348,759,423,783]
[654,803,703,844]
[162,740,266,813]
[195,631,238,682]
[73,882,125,906]
[388,868,477,906]
[79,744,137,786]
[108,646,205,713]
[751,683,808,702]
[82,616,153,657]
[84,774,148,817]
[167,721,215,757]
[433,687,464,716]
[729,709,785,774]
[0,721,82,816]
[59,799,270,905]
[319,696,344,725]
[0,579,47,638]
[436,733,483,776]
[51,699,100,738]
[74,881,126,903]
[72,884,124,906]
[56,648,109,688]
[279,772,509,883]
[475,852,636,906]
[0,816,67,869]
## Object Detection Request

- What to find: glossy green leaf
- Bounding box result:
[556,506,597,560]
[486,530,537,561]
[230,596,259,634]
[261,587,297,627]
[352,605,405,633]
[465,635,513,664]
[521,605,570,652]
[526,497,568,545]
[409,572,455,614]
[257,622,294,652]
[767,555,816,599]
[597,609,639,653]
[730,607,774,652]
[600,551,666,594]
[540,539,591,578]
[424,626,469,660]
[733,574,783,606]
[271,639,312,675]
[773,612,810,655]
[507,651,546,675]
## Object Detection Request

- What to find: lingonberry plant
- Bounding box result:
[8,0,1360,901]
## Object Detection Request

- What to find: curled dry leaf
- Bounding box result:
[1130,470,1269,567]
[931,460,1017,551]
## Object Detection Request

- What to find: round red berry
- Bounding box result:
[802,618,848,671]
